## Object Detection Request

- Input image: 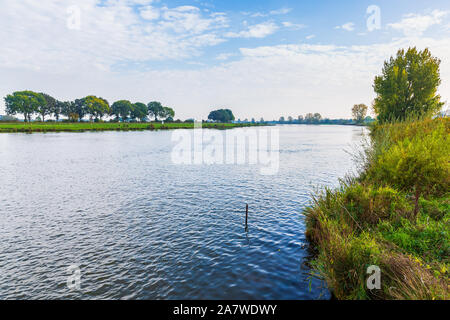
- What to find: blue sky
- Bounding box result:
[1,0,450,120]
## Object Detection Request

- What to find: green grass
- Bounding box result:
[0,121,267,133]
[304,118,450,300]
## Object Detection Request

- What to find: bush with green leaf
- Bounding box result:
[367,120,449,215]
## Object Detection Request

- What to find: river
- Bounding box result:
[0,125,365,299]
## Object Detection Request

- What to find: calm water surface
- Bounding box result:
[0,125,365,299]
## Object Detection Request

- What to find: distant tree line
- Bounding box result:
[271,110,374,125]
[277,113,346,124]
[3,91,175,122]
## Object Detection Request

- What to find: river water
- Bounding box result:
[0,125,365,299]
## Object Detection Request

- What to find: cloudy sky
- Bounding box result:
[1,0,450,120]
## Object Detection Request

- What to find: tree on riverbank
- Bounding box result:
[304,113,322,124]
[131,102,149,122]
[147,101,175,122]
[373,47,444,122]
[4,91,46,122]
[39,93,57,122]
[208,109,235,123]
[111,100,133,122]
[3,91,173,123]
[160,107,175,121]
[148,101,163,121]
[352,104,368,124]
[84,96,110,121]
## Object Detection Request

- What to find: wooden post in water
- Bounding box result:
[245,204,249,232]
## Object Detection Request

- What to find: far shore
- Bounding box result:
[0,121,270,133]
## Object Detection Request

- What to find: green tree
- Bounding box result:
[85,96,110,121]
[373,47,443,123]
[61,101,80,122]
[72,98,87,121]
[111,100,132,122]
[313,113,322,123]
[4,91,45,122]
[304,113,313,123]
[160,107,175,121]
[148,101,164,121]
[39,93,57,122]
[370,121,449,216]
[53,100,65,121]
[352,104,368,124]
[131,102,148,122]
[208,109,235,122]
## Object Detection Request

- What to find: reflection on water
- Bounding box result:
[0,125,365,299]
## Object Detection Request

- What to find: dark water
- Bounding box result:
[0,125,365,299]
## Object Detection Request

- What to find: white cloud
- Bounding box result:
[216,53,237,61]
[388,10,448,36]
[335,22,355,31]
[282,22,306,30]
[140,6,160,20]
[306,34,316,40]
[226,22,278,39]
[244,7,292,18]
[4,34,450,120]
[269,8,292,15]
[159,6,229,34]
[0,0,229,72]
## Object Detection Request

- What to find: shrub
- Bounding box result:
[367,120,449,215]
[304,118,449,300]
[378,211,449,262]
[341,184,413,224]
[0,115,19,122]
[420,197,449,221]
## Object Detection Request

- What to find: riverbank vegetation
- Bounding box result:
[304,47,449,300]
[0,121,264,133]
[3,91,176,123]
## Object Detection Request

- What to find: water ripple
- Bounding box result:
[0,125,366,299]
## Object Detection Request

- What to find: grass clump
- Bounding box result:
[304,118,449,300]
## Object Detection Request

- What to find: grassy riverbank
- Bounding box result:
[304,118,449,300]
[0,121,266,133]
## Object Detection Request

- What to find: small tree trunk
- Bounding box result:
[414,187,421,218]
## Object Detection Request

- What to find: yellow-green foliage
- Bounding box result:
[368,119,449,198]
[304,118,450,300]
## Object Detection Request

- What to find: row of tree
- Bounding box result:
[3,91,175,122]
[278,113,323,124]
